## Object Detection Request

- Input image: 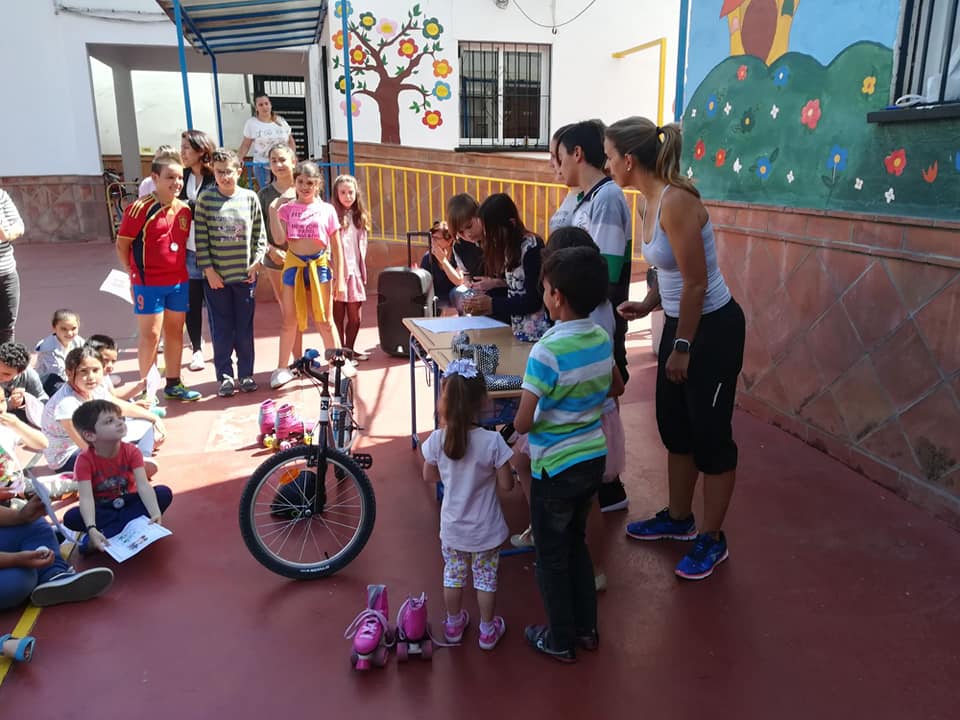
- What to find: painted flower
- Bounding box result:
[922,161,938,183]
[705,94,718,117]
[340,97,362,117]
[358,11,376,28]
[800,99,822,130]
[377,17,399,37]
[787,170,795,183]
[770,104,780,119]
[854,177,864,190]
[334,0,352,18]
[733,157,742,174]
[756,156,772,180]
[885,187,896,203]
[826,145,848,172]
[884,148,907,176]
[398,38,419,58]
[433,81,452,101]
[332,29,345,50]
[862,76,877,95]
[691,108,697,118]
[740,109,755,133]
[715,148,727,167]
[686,167,694,179]
[723,101,733,116]
[433,58,453,78]
[335,75,347,93]
[773,65,790,87]
[422,17,443,39]
[737,64,748,81]
[422,110,443,129]
[693,139,706,160]
[350,45,367,65]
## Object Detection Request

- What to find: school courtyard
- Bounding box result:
[0,240,956,718]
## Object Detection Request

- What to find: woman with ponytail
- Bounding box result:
[605,117,745,581]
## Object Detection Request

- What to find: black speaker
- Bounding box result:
[377,267,435,357]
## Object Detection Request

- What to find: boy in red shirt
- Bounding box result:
[115,152,201,402]
[62,400,172,554]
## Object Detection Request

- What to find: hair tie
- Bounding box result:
[654,125,662,142]
[443,359,478,379]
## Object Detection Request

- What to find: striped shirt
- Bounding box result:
[194,186,266,284]
[570,178,632,304]
[0,189,23,275]
[521,318,613,479]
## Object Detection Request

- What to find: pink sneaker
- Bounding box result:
[478,616,506,650]
[443,609,470,643]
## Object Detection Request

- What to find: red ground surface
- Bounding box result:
[1,243,958,719]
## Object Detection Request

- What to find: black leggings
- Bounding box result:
[333,300,362,351]
[186,278,205,352]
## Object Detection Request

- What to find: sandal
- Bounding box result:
[1,633,36,662]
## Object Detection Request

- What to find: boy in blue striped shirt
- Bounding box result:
[514,245,624,662]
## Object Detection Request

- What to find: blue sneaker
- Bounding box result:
[675,532,729,580]
[625,508,697,541]
[164,382,201,401]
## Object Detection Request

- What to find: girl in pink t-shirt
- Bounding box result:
[271,162,344,388]
[330,175,371,360]
[421,359,514,650]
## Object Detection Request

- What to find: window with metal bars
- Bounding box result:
[458,42,551,150]
[894,0,959,105]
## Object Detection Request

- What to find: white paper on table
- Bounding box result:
[99,269,133,304]
[410,316,508,333]
[123,418,153,443]
[23,393,44,428]
[104,514,172,563]
[145,365,163,398]
[28,475,76,541]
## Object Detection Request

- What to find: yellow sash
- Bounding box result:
[283,252,329,331]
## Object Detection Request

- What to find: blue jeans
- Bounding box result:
[63,485,173,537]
[204,280,257,379]
[0,518,72,610]
[530,456,604,651]
[250,162,271,191]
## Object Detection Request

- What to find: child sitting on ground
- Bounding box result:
[63,399,172,555]
[35,309,84,397]
[0,341,47,426]
[85,334,164,417]
[421,359,514,650]
[513,245,622,663]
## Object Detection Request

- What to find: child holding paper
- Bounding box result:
[62,399,172,555]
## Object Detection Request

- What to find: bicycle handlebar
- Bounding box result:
[289,348,350,381]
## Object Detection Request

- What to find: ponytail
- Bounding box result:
[605,116,700,198]
[440,373,487,460]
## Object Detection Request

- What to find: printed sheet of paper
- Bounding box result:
[145,365,163,398]
[104,515,172,563]
[23,392,44,428]
[28,475,76,541]
[100,269,133,304]
[123,418,153,443]
[410,316,508,333]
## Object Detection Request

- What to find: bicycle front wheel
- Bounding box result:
[335,376,356,452]
[238,445,376,579]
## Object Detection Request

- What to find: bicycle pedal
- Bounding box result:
[351,453,373,469]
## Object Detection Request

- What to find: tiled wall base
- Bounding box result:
[1,175,112,244]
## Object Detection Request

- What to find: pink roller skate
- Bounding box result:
[267,403,305,450]
[344,584,393,670]
[257,399,276,447]
[395,592,433,661]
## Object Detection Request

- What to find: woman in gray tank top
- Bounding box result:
[604,116,746,581]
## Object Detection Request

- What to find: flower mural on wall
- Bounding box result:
[331,2,453,144]
[715,148,727,166]
[922,161,938,183]
[694,139,707,160]
[737,64,748,80]
[861,75,876,95]
[340,97,362,117]
[826,145,848,172]
[706,94,719,117]
[773,65,790,86]
[884,148,907,176]
[800,99,822,129]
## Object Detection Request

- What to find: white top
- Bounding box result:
[185,173,199,252]
[138,177,156,198]
[242,116,292,163]
[41,382,110,469]
[421,427,513,552]
[34,334,85,380]
[643,186,731,318]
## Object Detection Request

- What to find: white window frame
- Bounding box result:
[893,0,959,105]
[458,42,552,149]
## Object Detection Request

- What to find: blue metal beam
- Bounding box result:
[341,5,354,175]
[675,0,690,122]
[206,32,317,48]
[211,53,224,145]
[184,0,310,11]
[201,23,315,40]
[189,7,314,23]
[172,0,193,128]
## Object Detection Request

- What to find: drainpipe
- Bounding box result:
[675,0,690,122]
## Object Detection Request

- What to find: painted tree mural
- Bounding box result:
[331,1,453,144]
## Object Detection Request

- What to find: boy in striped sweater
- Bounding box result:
[513,245,624,663]
[195,150,266,397]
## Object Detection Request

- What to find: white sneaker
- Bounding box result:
[270,368,295,389]
[510,526,535,548]
[189,351,205,371]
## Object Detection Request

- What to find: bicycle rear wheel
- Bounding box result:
[239,445,375,579]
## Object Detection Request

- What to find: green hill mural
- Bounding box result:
[681,42,960,220]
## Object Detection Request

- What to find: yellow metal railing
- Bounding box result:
[611,37,667,128]
[356,162,645,260]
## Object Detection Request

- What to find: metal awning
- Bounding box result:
[156,0,328,56]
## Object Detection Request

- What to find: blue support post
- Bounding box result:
[340,6,355,175]
[674,0,690,122]
[211,54,224,144]
[173,0,194,129]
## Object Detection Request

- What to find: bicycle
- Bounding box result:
[239,349,375,579]
[102,169,138,241]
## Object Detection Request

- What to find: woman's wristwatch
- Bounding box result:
[673,338,691,353]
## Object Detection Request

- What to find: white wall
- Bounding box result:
[325,0,680,148]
